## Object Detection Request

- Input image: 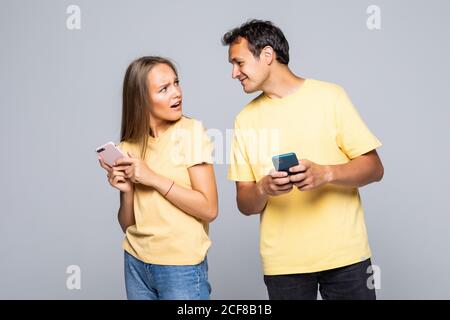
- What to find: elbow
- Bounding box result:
[375,163,384,182]
[238,206,252,216]
[118,212,134,233]
[203,205,218,223]
[237,201,257,216]
[119,221,132,233]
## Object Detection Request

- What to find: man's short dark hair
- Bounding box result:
[222,19,289,65]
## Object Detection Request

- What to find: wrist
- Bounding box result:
[152,174,174,196]
[142,169,157,187]
[256,177,267,197]
[151,173,165,191]
[121,188,134,199]
[325,165,335,184]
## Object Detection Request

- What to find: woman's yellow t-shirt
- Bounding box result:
[118,116,214,265]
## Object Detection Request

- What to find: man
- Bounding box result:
[223,19,384,300]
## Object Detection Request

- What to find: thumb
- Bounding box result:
[300,159,311,168]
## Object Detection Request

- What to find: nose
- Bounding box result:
[173,84,182,99]
[232,65,240,79]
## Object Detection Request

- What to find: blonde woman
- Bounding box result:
[99,56,218,300]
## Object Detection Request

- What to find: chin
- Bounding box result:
[243,86,258,93]
[168,112,183,121]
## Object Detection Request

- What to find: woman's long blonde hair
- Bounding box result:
[120,56,178,159]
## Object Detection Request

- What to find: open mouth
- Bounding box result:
[170,101,181,108]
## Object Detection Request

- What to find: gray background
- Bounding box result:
[1,0,449,299]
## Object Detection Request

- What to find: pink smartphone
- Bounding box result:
[96,142,125,166]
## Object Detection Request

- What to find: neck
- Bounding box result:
[149,117,173,138]
[261,64,305,99]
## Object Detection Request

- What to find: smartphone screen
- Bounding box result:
[272,152,299,175]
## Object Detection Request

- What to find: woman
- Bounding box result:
[99,56,218,300]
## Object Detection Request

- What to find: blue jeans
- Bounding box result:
[124,251,211,300]
[264,258,376,300]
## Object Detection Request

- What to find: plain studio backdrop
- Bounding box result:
[1,0,449,299]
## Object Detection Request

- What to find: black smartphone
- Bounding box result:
[272,152,299,175]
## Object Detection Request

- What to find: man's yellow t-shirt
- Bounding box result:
[228,79,382,275]
[118,116,214,265]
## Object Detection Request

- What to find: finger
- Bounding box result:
[98,158,112,171]
[113,176,125,184]
[124,172,135,181]
[112,170,125,177]
[112,165,130,172]
[300,159,311,169]
[270,170,288,178]
[289,173,306,183]
[277,183,293,191]
[295,178,311,190]
[298,184,313,191]
[289,163,306,174]
[114,156,133,166]
[273,176,291,185]
[273,187,293,196]
[125,167,132,176]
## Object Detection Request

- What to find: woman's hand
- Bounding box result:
[99,158,133,193]
[113,152,157,187]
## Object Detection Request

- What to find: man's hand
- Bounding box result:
[258,169,294,196]
[289,159,332,191]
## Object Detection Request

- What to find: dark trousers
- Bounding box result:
[264,259,376,300]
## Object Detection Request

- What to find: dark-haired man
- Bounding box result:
[224,20,384,300]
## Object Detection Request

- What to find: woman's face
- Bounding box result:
[147,63,183,123]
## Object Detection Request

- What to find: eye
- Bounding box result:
[238,61,244,66]
[159,87,167,93]
[174,80,180,86]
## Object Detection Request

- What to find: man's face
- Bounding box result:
[228,37,269,93]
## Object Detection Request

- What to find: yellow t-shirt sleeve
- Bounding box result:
[335,88,382,159]
[228,119,256,181]
[182,120,214,168]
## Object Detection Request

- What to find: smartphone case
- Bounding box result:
[96,142,125,166]
[272,152,299,175]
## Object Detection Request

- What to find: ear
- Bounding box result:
[261,46,275,65]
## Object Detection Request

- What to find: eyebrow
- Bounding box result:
[157,78,179,90]
[229,57,242,63]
